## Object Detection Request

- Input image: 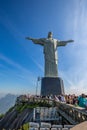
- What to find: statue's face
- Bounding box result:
[48,32,53,38]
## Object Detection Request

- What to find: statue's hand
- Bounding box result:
[25,37,33,40]
[67,40,74,43]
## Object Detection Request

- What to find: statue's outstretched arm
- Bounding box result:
[57,40,74,46]
[26,37,34,40]
[25,37,44,46]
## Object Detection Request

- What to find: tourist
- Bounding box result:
[54,95,59,102]
[73,96,78,106]
[60,94,66,102]
[65,95,69,103]
[78,94,87,108]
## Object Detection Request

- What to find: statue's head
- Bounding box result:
[48,32,53,38]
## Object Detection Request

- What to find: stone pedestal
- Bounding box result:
[41,77,65,96]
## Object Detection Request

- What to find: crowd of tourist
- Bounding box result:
[44,93,87,109]
[17,93,87,109]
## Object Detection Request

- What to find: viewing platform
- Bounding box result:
[16,96,87,125]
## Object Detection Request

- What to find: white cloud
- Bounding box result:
[0,53,37,84]
[0,53,31,73]
[30,55,44,72]
[60,0,87,95]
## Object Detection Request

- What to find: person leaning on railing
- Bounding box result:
[78,94,87,108]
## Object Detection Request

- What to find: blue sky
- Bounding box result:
[0,0,87,96]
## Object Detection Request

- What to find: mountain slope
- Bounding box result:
[0,94,17,114]
[0,99,52,129]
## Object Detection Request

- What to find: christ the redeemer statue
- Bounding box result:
[26,32,74,77]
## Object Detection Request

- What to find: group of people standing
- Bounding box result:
[46,93,87,109]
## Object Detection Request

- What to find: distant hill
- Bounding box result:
[0,94,17,114]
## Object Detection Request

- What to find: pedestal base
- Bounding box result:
[41,77,65,96]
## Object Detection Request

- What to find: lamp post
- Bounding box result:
[36,77,41,96]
